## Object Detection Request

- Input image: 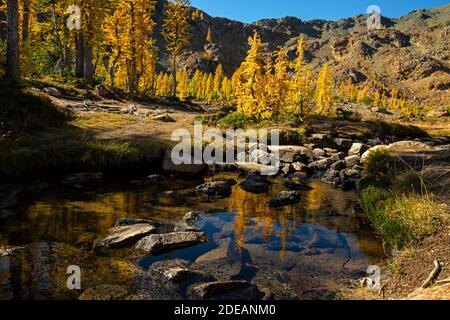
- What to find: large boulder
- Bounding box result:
[196,181,232,197]
[134,232,208,255]
[308,134,336,149]
[268,191,301,207]
[334,138,353,152]
[94,224,157,252]
[268,145,310,163]
[348,143,370,157]
[308,159,330,171]
[235,162,278,176]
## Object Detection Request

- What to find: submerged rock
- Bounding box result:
[174,212,202,232]
[134,232,208,255]
[79,285,128,300]
[268,191,301,207]
[239,175,272,194]
[284,180,313,191]
[196,181,232,197]
[94,224,157,252]
[192,238,243,280]
[61,172,103,189]
[188,280,262,300]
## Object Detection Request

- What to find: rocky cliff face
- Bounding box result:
[155,2,450,106]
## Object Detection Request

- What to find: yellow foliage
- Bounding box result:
[315,64,334,116]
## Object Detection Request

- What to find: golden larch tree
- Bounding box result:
[162,0,191,97]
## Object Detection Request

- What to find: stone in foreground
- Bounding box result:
[188,280,262,300]
[268,191,301,207]
[135,232,208,255]
[95,224,157,251]
[155,267,200,283]
[195,181,232,197]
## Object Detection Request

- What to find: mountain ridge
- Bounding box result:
[159,2,449,107]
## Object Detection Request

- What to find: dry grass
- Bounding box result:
[71,112,136,131]
[414,120,450,137]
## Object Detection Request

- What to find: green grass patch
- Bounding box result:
[361,186,444,249]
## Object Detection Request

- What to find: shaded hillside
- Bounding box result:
[155,3,449,107]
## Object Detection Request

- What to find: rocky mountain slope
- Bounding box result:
[156,2,450,107]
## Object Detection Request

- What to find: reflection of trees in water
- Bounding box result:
[14,192,154,245]
[227,187,300,258]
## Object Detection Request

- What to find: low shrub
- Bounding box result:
[218,112,256,129]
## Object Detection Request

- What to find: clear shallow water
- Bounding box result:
[0,174,386,300]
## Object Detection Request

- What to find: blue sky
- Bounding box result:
[190,0,449,23]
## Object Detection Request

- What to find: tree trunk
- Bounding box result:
[75,32,85,78]
[21,0,30,45]
[63,25,71,71]
[172,55,177,97]
[83,41,94,86]
[6,0,20,81]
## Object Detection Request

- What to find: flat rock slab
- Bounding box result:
[96,224,157,250]
[235,162,278,176]
[135,232,208,255]
[115,218,158,227]
[268,191,301,207]
[154,267,201,283]
[188,281,262,300]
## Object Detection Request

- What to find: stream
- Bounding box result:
[0,173,386,300]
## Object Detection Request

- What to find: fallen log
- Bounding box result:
[421,260,442,289]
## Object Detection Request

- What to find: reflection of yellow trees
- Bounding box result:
[305,181,357,214]
[227,187,298,259]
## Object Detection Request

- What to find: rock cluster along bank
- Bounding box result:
[164,133,450,192]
